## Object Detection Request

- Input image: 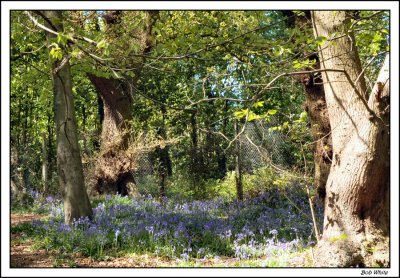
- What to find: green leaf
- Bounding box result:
[267,109,277,115]
[49,44,62,61]
[292,60,303,69]
[57,32,70,46]
[248,111,261,121]
[234,109,248,119]
[96,39,107,49]
[129,43,140,53]
[273,46,284,57]
[252,101,264,108]
[293,11,305,17]
[299,111,308,122]
[315,36,327,46]
[70,48,81,58]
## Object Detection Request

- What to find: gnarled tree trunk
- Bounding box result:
[283,10,332,202]
[302,57,332,202]
[87,74,137,196]
[312,11,389,267]
[44,11,92,224]
[87,11,159,196]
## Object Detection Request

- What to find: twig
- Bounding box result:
[300,143,320,242]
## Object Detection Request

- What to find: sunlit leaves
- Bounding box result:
[234,109,263,121]
[293,11,306,17]
[292,58,316,70]
[235,107,278,122]
[252,101,264,108]
[314,36,327,46]
[70,48,82,59]
[96,39,107,49]
[272,46,291,57]
[49,43,62,61]
[234,108,249,119]
[294,111,308,123]
[57,32,71,46]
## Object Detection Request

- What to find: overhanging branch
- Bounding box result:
[253,68,378,120]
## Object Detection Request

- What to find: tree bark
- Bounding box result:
[10,143,26,205]
[87,73,137,196]
[87,11,159,196]
[303,67,332,202]
[217,100,229,177]
[234,119,243,201]
[155,105,172,198]
[41,132,48,193]
[312,11,389,267]
[44,11,92,224]
[283,11,332,202]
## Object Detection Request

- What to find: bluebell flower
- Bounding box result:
[269,229,278,236]
[145,226,154,234]
[180,252,189,261]
[57,223,71,234]
[46,196,54,203]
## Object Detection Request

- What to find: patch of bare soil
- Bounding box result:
[11,213,48,226]
[11,238,55,267]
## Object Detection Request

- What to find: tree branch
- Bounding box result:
[25,11,98,46]
[253,68,378,120]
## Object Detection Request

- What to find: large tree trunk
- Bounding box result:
[87,11,159,196]
[283,11,332,202]
[87,74,137,196]
[44,11,92,224]
[312,11,389,267]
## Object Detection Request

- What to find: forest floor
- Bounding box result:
[10,214,183,267]
[10,214,186,267]
[10,213,309,268]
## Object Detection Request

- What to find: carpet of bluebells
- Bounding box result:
[24,185,323,265]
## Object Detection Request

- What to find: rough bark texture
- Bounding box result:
[44,11,92,224]
[312,11,389,267]
[87,11,159,196]
[302,60,332,202]
[284,11,332,202]
[87,74,137,196]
